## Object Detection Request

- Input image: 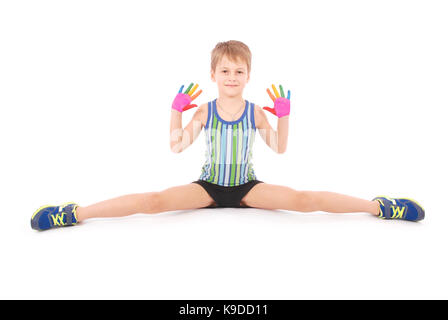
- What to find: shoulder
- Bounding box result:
[196,102,208,114]
[253,104,262,113]
[194,102,209,128]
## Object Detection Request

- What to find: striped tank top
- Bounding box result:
[198,98,257,187]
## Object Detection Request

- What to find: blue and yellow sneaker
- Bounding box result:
[31,202,79,231]
[372,196,425,222]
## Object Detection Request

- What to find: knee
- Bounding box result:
[295,191,318,212]
[141,192,162,213]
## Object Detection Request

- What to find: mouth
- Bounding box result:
[225,85,238,87]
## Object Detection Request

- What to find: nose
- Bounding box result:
[228,71,239,79]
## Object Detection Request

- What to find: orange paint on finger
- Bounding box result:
[266,88,276,102]
[191,89,202,101]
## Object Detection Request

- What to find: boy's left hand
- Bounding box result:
[263,84,291,118]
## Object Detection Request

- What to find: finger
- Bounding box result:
[272,84,280,98]
[182,104,198,112]
[178,85,184,93]
[287,90,291,100]
[266,88,276,103]
[188,83,199,96]
[279,85,285,98]
[190,89,202,101]
[184,82,194,94]
[263,106,277,116]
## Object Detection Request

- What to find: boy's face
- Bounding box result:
[211,55,250,98]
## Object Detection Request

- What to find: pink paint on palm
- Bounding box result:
[274,97,290,118]
[171,93,192,112]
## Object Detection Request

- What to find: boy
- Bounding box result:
[31,40,424,231]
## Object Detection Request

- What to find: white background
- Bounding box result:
[1,0,447,299]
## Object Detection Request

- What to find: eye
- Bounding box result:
[238,71,243,74]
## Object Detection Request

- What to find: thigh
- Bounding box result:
[241,182,300,211]
[156,183,216,212]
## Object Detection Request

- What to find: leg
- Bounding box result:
[76,183,216,221]
[241,183,380,215]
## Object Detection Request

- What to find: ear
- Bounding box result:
[210,70,216,82]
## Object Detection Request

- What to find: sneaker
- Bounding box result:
[372,196,425,221]
[31,202,79,231]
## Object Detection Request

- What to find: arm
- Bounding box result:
[169,82,204,153]
[259,84,291,153]
[277,114,289,153]
[255,105,289,153]
[170,104,205,153]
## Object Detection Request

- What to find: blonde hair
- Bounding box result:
[211,40,252,74]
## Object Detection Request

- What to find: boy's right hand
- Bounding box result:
[172,83,203,112]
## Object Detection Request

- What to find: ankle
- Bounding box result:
[74,206,86,222]
[371,200,380,216]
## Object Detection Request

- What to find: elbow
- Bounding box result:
[277,146,287,154]
[170,143,183,153]
[273,144,286,154]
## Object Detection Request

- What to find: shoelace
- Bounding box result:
[50,205,76,226]
[376,198,406,219]
[51,212,66,226]
[390,205,406,219]
[384,197,405,219]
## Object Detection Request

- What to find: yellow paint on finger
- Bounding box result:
[188,84,199,96]
[272,84,280,98]
[272,85,280,98]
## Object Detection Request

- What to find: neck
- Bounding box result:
[216,95,245,111]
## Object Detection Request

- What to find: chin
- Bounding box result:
[221,88,243,96]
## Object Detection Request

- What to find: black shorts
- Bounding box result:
[191,179,264,208]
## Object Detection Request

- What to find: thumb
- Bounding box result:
[182,104,198,112]
[263,106,277,116]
